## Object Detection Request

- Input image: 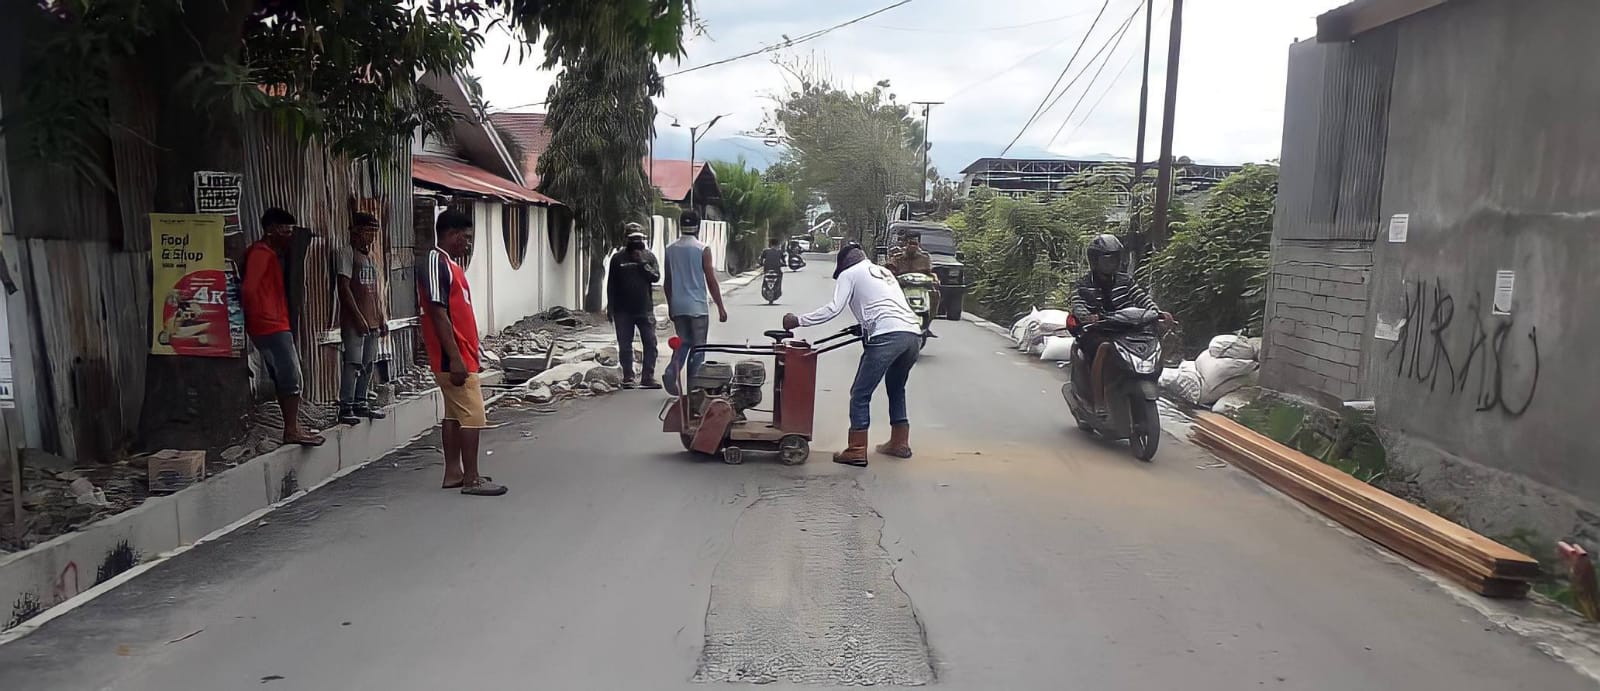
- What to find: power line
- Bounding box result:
[1037,2,1142,125]
[662,0,917,78]
[1043,6,1144,145]
[998,0,1116,157]
[870,8,1098,34]
[1053,0,1171,149]
[940,32,1085,103]
[493,0,918,111]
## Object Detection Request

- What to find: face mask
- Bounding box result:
[629,240,645,250]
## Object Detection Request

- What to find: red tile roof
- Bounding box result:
[649,159,707,202]
[486,112,716,203]
[488,112,553,187]
[412,154,559,205]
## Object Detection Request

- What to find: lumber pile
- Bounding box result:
[1192,412,1539,598]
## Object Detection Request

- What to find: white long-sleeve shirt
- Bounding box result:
[797,261,922,337]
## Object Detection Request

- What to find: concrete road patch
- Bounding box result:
[695,476,935,686]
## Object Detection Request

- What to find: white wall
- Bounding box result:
[652,216,731,275]
[537,213,579,313]
[486,205,548,331]
[463,201,496,334]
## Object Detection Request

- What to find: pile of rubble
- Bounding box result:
[0,451,150,553]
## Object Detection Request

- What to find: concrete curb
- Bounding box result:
[0,371,503,638]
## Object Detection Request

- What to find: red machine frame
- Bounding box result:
[662,327,861,464]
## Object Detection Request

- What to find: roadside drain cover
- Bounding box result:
[694,479,935,686]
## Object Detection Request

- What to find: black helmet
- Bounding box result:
[1086,234,1124,277]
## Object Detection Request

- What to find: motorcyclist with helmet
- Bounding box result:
[885,230,941,326]
[1068,234,1169,406]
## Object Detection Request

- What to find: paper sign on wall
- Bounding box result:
[1493,270,1515,315]
[194,171,244,235]
[1374,314,1404,342]
[1387,214,1410,243]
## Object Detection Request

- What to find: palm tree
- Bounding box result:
[712,157,799,271]
[537,44,661,312]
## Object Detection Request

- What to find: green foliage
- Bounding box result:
[1141,164,1279,352]
[4,0,695,180]
[537,43,661,311]
[765,60,923,244]
[711,157,799,271]
[946,171,1124,322]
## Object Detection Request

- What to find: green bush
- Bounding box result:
[1141,164,1278,353]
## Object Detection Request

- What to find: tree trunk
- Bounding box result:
[584,251,606,313]
[133,1,259,453]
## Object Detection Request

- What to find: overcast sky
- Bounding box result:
[472,0,1347,173]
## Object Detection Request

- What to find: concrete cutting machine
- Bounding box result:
[661,326,862,465]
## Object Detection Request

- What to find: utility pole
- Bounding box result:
[678,114,725,210]
[1150,0,1184,259]
[1128,0,1155,268]
[912,101,942,202]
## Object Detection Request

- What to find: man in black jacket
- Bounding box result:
[607,224,661,388]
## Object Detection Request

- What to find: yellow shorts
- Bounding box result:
[434,372,488,428]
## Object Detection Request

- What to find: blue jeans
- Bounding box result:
[339,327,378,408]
[669,314,711,379]
[849,330,921,431]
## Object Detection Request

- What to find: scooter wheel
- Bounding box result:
[778,435,810,465]
[722,446,745,465]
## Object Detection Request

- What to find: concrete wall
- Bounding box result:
[1365,0,1600,501]
[1263,0,1600,537]
[458,200,579,335]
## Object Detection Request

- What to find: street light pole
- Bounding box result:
[912,101,942,202]
[677,115,725,211]
[1150,0,1184,259]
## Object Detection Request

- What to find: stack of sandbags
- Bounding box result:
[1010,308,1071,354]
[1160,334,1261,406]
[1193,335,1259,405]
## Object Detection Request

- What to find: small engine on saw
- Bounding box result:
[688,359,767,421]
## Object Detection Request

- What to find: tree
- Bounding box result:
[711,157,799,271]
[537,45,661,312]
[765,60,923,245]
[1142,163,1279,353]
[1,1,695,452]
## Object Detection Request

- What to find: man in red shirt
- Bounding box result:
[241,208,324,447]
[417,210,505,496]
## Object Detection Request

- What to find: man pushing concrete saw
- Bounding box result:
[783,242,922,467]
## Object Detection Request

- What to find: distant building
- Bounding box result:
[958,157,1243,203]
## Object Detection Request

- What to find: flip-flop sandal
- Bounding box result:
[441,475,492,490]
[832,457,868,468]
[460,479,508,497]
[286,435,326,447]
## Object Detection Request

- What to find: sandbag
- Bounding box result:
[1011,308,1041,350]
[1039,335,1076,361]
[1208,334,1258,361]
[1195,352,1260,405]
[1021,309,1070,353]
[1161,361,1204,405]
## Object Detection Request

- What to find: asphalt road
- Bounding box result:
[0,262,1591,690]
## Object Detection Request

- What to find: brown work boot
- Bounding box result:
[876,424,913,459]
[833,429,870,467]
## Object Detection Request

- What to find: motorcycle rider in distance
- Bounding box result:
[885,231,940,330]
[1068,234,1170,410]
[760,236,787,293]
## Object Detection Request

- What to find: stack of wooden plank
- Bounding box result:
[1192,412,1540,598]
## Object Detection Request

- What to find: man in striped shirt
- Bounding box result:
[1068,234,1166,404]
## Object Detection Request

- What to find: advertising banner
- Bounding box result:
[150,213,234,357]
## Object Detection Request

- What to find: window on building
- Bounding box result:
[549,206,573,264]
[503,205,530,270]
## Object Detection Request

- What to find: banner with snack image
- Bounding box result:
[150,213,234,357]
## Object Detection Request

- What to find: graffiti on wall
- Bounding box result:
[1386,278,1540,417]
